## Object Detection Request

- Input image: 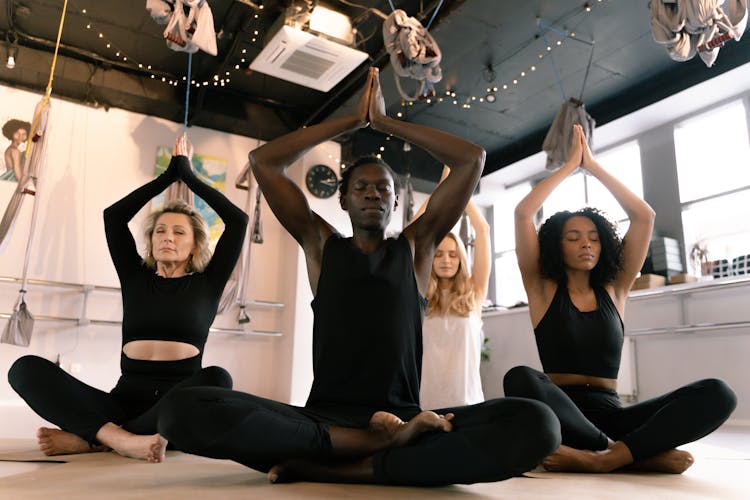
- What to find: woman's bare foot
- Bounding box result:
[113,433,167,463]
[95,423,168,462]
[36,427,108,456]
[543,442,633,473]
[369,410,454,448]
[630,449,694,474]
[268,457,373,484]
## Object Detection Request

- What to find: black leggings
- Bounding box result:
[157,387,561,486]
[503,366,736,460]
[7,354,232,445]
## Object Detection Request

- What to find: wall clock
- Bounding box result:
[305,164,338,199]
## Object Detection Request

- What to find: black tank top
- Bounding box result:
[534,285,624,379]
[306,234,425,415]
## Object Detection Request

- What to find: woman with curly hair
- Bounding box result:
[414,166,491,409]
[504,124,736,474]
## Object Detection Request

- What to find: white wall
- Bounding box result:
[0,84,336,437]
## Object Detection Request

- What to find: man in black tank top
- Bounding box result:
[157,68,560,486]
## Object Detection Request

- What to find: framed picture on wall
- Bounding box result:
[1,117,31,182]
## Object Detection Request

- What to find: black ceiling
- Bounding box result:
[2,0,749,184]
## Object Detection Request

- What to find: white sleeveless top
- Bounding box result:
[420,311,485,409]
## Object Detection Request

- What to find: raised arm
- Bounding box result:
[103,157,179,279]
[173,135,249,286]
[580,132,655,301]
[249,69,373,253]
[465,192,491,309]
[514,125,583,298]
[368,70,485,249]
[413,166,491,308]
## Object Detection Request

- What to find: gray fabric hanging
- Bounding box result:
[402,172,415,228]
[542,100,595,170]
[459,212,475,264]
[651,0,748,67]
[216,162,259,321]
[382,9,443,101]
[2,293,34,347]
[0,100,50,252]
[1,97,52,347]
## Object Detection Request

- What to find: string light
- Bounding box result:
[361,0,608,159]
[74,2,238,88]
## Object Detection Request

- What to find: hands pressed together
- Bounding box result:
[173,133,194,159]
[354,67,388,131]
[567,123,601,174]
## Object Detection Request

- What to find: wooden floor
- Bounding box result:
[1,426,749,499]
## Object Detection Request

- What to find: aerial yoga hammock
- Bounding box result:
[1,0,68,346]
[227,162,263,323]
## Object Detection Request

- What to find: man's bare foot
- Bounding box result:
[630,449,694,474]
[36,427,107,456]
[369,410,454,448]
[543,442,633,473]
[268,457,373,484]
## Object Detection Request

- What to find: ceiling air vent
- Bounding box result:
[249,25,368,92]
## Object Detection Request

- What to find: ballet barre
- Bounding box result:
[628,321,750,336]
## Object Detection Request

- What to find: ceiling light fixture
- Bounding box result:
[5,33,18,70]
[308,5,354,45]
[485,93,496,103]
[248,3,366,92]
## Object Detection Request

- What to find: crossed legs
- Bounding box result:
[8,355,232,462]
[158,387,560,486]
[503,366,737,473]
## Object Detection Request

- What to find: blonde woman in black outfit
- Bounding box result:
[158,68,560,486]
[505,124,736,473]
[8,135,248,462]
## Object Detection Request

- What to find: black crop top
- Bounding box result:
[103,156,248,362]
[306,234,425,415]
[534,285,624,379]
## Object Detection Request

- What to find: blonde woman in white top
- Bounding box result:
[414,166,491,410]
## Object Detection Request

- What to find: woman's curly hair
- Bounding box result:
[538,207,624,286]
[2,119,31,141]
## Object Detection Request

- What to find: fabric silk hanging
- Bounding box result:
[2,0,68,346]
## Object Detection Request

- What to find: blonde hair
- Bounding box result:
[143,200,211,273]
[426,233,477,317]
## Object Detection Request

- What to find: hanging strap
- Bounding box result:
[539,28,566,101]
[24,0,68,161]
[184,52,193,131]
[578,43,595,102]
[19,0,67,295]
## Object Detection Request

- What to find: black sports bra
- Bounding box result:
[534,285,624,379]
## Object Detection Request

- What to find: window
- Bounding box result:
[674,99,750,271]
[541,171,586,220]
[675,100,750,204]
[541,140,642,239]
[492,182,531,307]
[588,141,644,225]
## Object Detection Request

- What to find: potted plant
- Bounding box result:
[690,241,711,277]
